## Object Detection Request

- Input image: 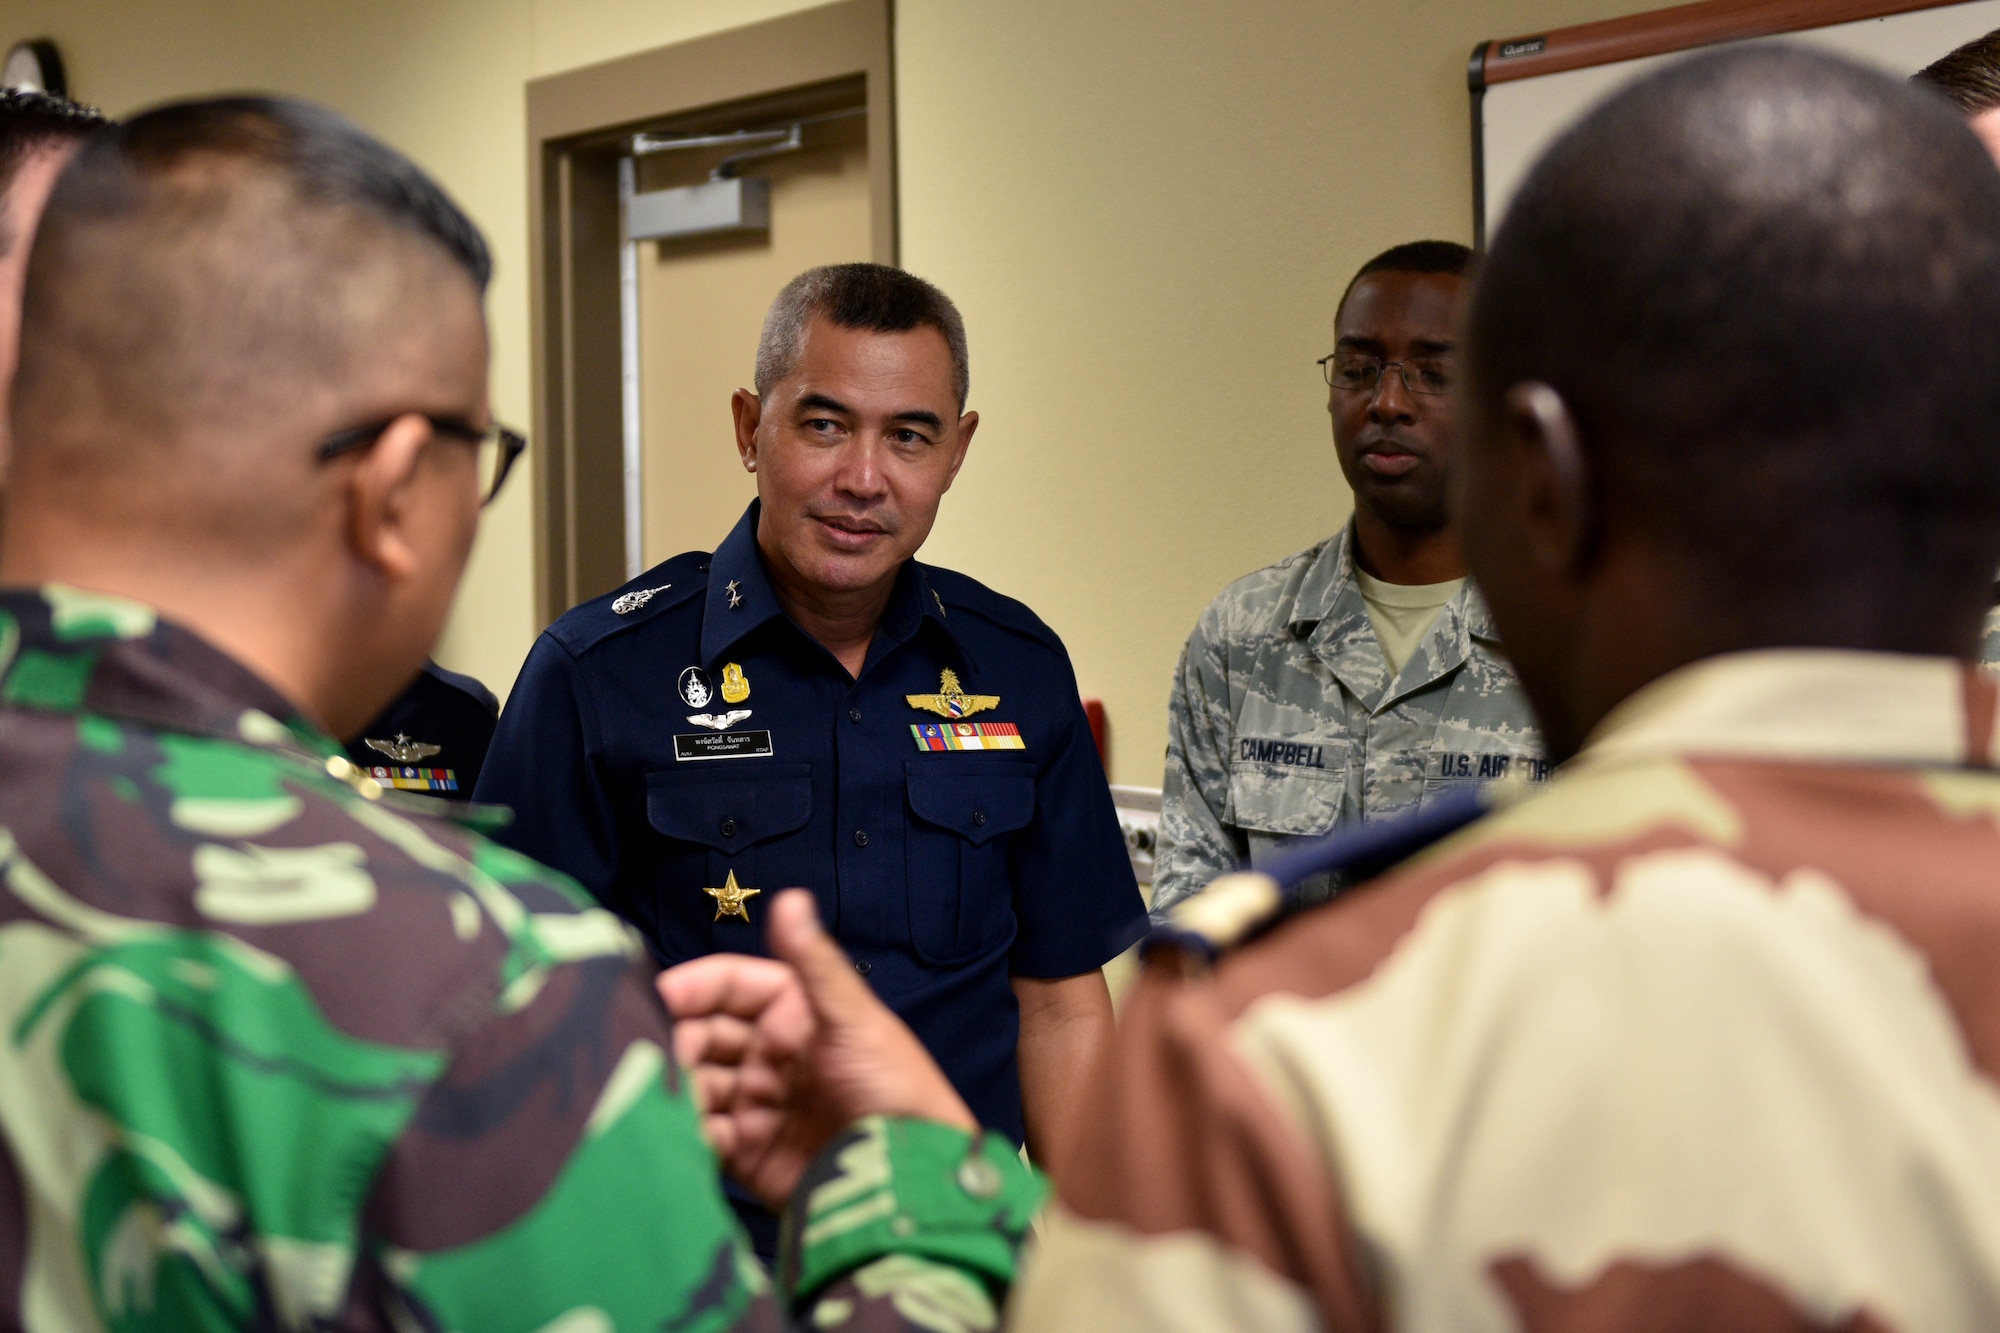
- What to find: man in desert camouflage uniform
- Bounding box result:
[669,47,2000,1331]
[1153,241,1543,916]
[0,96,1039,1331]
[1029,48,2000,1329]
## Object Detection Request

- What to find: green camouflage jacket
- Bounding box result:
[0,585,1041,1332]
[1153,522,1545,917]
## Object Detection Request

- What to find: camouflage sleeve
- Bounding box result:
[1153,611,1248,921]
[355,946,781,1330]
[360,960,1046,1332]
[1982,602,2000,667]
[779,1117,1047,1331]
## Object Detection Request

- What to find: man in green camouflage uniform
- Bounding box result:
[1153,243,1544,918]
[0,96,1039,1332]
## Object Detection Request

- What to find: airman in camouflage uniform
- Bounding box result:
[1154,243,1544,919]
[1155,524,1545,913]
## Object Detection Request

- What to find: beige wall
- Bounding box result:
[1,0,1651,783]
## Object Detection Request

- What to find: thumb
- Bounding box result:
[766,889,874,1025]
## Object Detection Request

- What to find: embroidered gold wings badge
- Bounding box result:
[907,669,999,720]
[365,733,441,764]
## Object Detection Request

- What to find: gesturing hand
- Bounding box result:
[656,888,976,1207]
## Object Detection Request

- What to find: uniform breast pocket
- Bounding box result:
[1226,735,1351,839]
[904,760,1035,966]
[645,764,812,957]
[1418,742,1552,809]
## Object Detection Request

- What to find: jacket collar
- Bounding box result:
[699,500,967,671]
[0,583,334,760]
[1291,519,1501,713]
[1576,649,2000,772]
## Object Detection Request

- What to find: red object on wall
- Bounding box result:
[1083,697,1107,766]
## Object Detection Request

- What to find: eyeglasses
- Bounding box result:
[1317,352,1456,397]
[315,414,527,507]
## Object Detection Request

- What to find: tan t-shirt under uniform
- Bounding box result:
[1354,569,1465,677]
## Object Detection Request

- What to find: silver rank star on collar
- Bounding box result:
[724,579,744,609]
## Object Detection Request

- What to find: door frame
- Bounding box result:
[525,0,897,623]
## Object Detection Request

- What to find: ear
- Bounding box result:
[938,410,978,493]
[343,413,435,582]
[732,389,763,473]
[1501,381,1594,578]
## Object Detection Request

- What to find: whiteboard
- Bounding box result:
[1480,0,2000,237]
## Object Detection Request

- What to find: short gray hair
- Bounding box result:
[755,262,969,409]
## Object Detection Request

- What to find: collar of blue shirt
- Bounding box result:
[698,500,972,673]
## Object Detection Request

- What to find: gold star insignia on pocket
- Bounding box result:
[703,869,761,921]
[907,668,999,719]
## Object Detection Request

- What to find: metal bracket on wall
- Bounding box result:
[624,107,864,244]
[631,105,865,179]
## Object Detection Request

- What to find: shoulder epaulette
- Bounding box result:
[1145,779,1520,963]
[419,659,500,716]
[546,551,709,654]
[922,565,1064,652]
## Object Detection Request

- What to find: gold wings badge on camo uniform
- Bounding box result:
[365,733,441,763]
[907,669,999,719]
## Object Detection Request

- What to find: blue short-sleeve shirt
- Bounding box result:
[475,501,1145,1141]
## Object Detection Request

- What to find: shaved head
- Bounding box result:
[1467,46,2000,646]
[1456,46,2000,759]
[12,97,490,551]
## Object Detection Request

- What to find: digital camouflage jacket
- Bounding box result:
[0,586,1040,1332]
[1153,522,1545,917]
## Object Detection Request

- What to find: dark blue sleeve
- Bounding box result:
[473,635,620,905]
[1009,651,1147,978]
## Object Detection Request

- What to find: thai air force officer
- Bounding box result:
[474,263,1145,1248]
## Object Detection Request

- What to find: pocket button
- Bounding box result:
[957,1156,1003,1199]
[972,810,987,827]
[719,817,737,837]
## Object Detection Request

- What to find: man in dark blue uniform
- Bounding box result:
[344,658,498,798]
[476,263,1144,1244]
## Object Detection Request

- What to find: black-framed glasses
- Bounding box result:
[316,414,527,507]
[1317,352,1456,397]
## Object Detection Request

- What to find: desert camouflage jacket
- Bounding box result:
[1153,522,1544,917]
[0,585,1040,1332]
[1027,650,2000,1330]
